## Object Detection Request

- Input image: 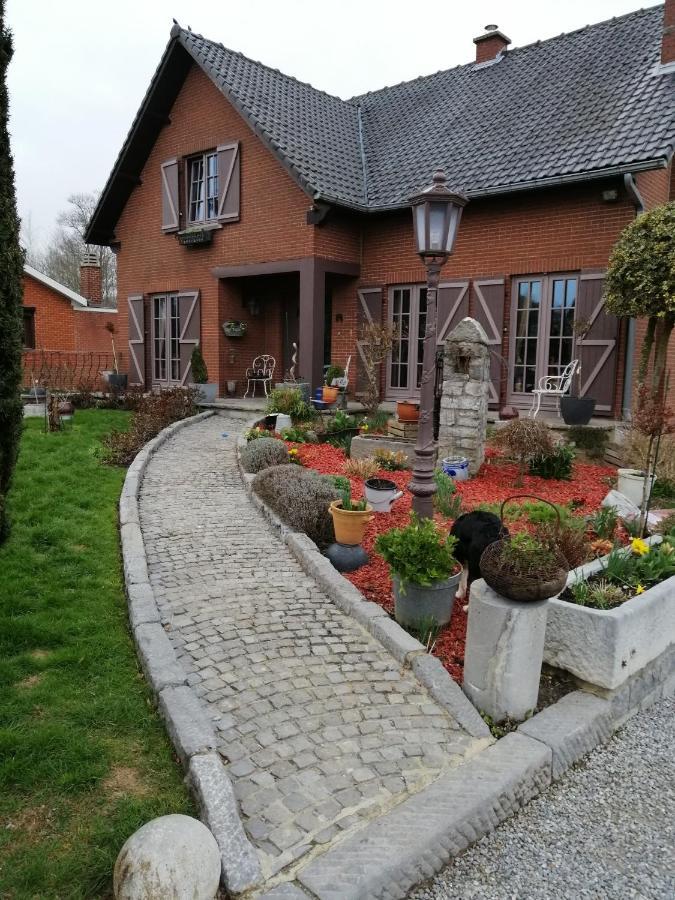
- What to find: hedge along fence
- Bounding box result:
[22,350,127,392]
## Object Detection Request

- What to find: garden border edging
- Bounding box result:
[119,411,263,896]
[235,436,490,741]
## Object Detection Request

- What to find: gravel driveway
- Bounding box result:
[410,697,675,900]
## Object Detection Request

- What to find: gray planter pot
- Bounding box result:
[191,382,218,403]
[393,572,462,629]
[107,372,128,391]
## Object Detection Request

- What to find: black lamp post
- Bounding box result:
[408,170,468,519]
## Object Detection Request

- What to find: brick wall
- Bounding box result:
[114,62,315,394]
[22,273,115,352]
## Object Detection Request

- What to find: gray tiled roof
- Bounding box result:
[177,5,673,210]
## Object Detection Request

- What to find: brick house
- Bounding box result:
[85,3,675,417]
[21,259,119,387]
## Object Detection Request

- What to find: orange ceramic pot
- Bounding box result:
[323,386,339,403]
[329,500,374,545]
[397,400,420,423]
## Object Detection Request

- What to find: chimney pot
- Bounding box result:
[473,24,511,64]
[80,253,102,305]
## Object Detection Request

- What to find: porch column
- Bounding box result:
[298,259,325,390]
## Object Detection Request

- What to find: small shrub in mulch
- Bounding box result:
[252,465,339,548]
[240,437,290,474]
[100,387,197,466]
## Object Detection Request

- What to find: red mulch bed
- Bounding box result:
[291,441,616,684]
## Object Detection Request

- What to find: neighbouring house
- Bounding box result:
[22,257,119,389]
[85,3,675,417]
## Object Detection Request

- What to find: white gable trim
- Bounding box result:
[23,264,89,308]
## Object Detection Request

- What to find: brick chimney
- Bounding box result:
[80,252,102,305]
[473,24,511,64]
[663,0,675,65]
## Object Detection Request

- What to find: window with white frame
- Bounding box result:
[188,152,218,223]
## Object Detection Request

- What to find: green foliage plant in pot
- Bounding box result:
[375,514,461,629]
[329,484,373,546]
[189,344,218,403]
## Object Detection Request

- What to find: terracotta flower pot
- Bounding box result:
[396,400,419,423]
[323,386,339,403]
[329,500,374,545]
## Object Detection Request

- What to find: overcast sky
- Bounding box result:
[7,0,662,248]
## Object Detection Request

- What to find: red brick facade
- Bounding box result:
[112,60,673,418]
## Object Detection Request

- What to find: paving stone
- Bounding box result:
[138,416,484,876]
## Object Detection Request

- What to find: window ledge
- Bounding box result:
[179,222,222,235]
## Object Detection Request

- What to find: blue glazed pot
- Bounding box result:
[441,456,470,481]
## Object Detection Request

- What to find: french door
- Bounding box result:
[386,285,428,398]
[152,294,181,387]
[509,274,578,408]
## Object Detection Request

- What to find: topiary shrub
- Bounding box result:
[252,465,339,548]
[240,437,289,474]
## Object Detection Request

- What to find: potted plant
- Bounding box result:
[104,322,127,391]
[266,386,315,431]
[479,498,569,602]
[189,345,218,403]
[328,485,374,545]
[375,514,461,628]
[396,399,420,423]
[222,320,247,338]
[559,319,596,425]
[322,366,341,404]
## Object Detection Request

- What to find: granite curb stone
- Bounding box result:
[412,655,491,740]
[296,732,552,900]
[120,411,263,894]
[517,690,613,779]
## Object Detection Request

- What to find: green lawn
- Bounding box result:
[0,410,192,899]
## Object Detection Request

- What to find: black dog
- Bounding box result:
[450,511,506,602]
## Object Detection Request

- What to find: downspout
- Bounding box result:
[621,173,645,420]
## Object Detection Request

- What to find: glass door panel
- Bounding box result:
[512,279,541,394]
[387,285,428,397]
[153,294,182,387]
[415,288,428,389]
[389,287,411,390]
[547,277,576,378]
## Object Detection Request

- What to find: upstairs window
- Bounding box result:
[188,152,218,224]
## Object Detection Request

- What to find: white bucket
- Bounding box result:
[274,413,292,432]
[364,478,404,512]
[441,456,470,482]
[617,468,656,507]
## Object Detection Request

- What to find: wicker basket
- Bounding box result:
[479,495,570,603]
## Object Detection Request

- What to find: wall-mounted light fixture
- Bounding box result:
[246,297,261,317]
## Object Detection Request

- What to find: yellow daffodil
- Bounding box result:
[635,584,645,595]
[630,537,650,556]
[289,448,298,456]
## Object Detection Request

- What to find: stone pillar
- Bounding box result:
[463,580,549,723]
[438,317,490,475]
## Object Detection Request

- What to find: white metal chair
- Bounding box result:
[244,355,275,398]
[528,359,579,418]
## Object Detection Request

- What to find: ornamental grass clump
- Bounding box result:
[240,437,289,474]
[375,514,458,592]
[252,465,339,548]
[492,420,555,486]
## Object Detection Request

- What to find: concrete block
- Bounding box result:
[135,623,186,692]
[127,582,160,628]
[159,685,218,766]
[188,753,263,895]
[298,732,550,900]
[463,580,549,723]
[517,690,613,779]
[123,553,149,586]
[412,654,492,739]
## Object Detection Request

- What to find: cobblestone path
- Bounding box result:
[140,414,484,880]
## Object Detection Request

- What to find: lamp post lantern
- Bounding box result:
[408,170,468,518]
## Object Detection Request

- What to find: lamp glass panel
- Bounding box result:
[428,202,447,252]
[414,204,426,253]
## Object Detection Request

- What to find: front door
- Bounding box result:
[152,294,181,387]
[386,285,428,399]
[509,274,578,410]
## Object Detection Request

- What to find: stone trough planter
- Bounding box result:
[544,537,674,690]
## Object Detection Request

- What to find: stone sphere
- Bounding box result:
[114,814,221,900]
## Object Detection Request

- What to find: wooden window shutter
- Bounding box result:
[127,294,145,386]
[471,278,505,408]
[216,142,240,222]
[355,287,383,393]
[436,282,469,345]
[177,291,201,385]
[161,159,179,232]
[576,272,618,414]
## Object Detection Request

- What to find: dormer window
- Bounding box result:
[188,152,218,223]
